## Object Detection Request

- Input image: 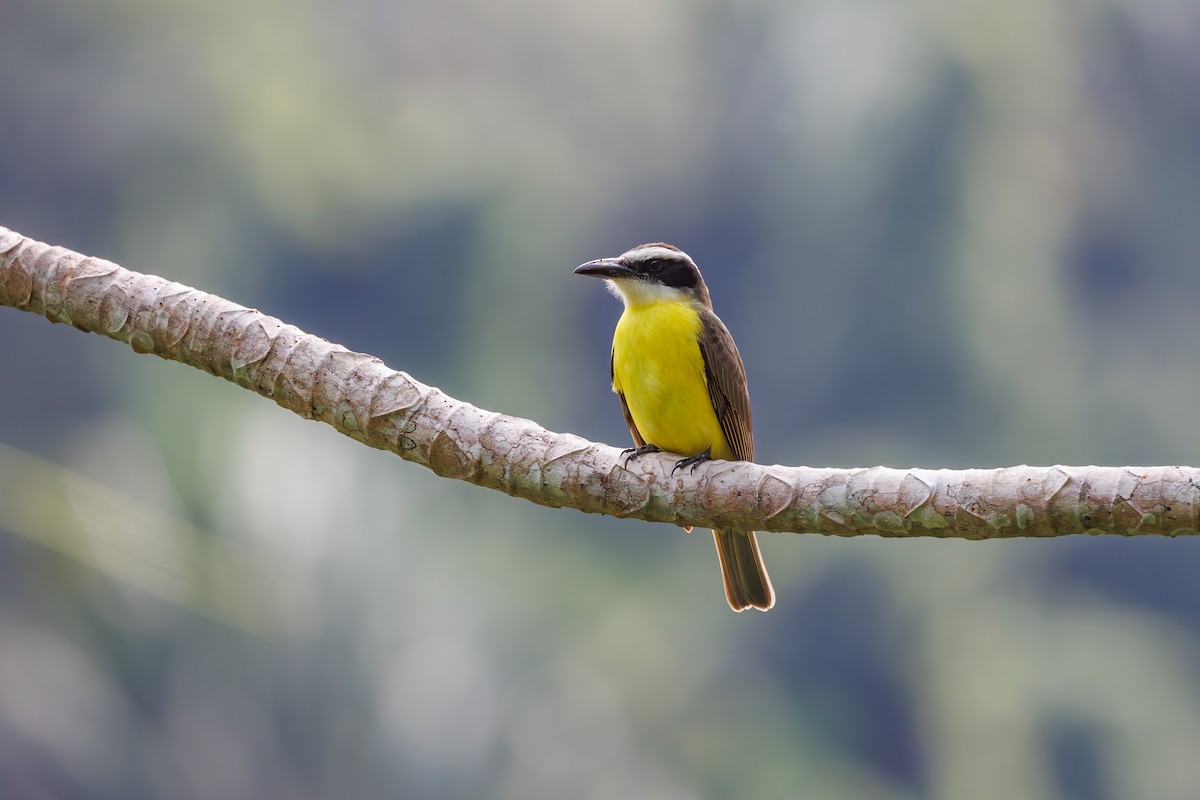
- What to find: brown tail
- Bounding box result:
[712,529,775,611]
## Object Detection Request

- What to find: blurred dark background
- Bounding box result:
[3,1,1200,798]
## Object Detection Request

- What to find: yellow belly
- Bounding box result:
[611,301,732,460]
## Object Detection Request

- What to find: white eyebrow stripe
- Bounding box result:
[621,245,692,263]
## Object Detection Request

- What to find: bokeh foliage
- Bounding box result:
[3,0,1200,797]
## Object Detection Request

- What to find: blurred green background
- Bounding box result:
[3,0,1200,797]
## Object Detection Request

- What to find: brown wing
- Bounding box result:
[612,348,645,447]
[698,309,754,462]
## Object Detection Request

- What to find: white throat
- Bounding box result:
[606,277,690,308]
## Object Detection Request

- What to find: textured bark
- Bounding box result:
[2,225,1198,539]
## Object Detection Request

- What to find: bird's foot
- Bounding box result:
[621,443,661,468]
[671,448,712,475]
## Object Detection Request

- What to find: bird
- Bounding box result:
[575,243,775,611]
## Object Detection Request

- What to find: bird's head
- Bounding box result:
[574,243,711,308]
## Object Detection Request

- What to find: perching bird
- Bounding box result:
[575,243,774,611]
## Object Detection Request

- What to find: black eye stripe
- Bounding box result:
[623,253,699,289]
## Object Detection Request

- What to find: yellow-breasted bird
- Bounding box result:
[575,243,775,611]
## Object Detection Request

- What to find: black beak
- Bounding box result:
[574,258,634,279]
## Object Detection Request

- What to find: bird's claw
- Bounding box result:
[621,443,661,468]
[671,448,712,475]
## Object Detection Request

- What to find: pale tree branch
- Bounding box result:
[2,225,1198,539]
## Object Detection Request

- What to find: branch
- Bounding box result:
[3,225,1198,539]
